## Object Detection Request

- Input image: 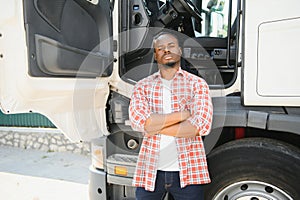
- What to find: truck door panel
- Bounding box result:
[0,0,113,142]
[24,0,113,77]
[121,0,157,80]
[243,0,300,106]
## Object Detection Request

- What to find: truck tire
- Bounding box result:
[204,137,300,200]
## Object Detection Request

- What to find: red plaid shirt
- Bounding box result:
[129,68,213,191]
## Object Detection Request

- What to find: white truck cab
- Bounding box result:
[1,0,300,199]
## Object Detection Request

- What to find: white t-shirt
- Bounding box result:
[157,78,179,171]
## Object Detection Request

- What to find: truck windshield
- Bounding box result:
[200,0,237,38]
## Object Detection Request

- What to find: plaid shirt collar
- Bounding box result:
[152,67,185,80]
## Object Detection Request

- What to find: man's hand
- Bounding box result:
[144,111,190,134]
[160,120,198,138]
[144,110,199,138]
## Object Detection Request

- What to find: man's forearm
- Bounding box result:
[145,120,198,138]
[144,111,190,133]
[159,120,198,138]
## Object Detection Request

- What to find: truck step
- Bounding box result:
[107,154,138,166]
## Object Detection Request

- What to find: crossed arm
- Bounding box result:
[129,78,213,139]
[144,111,199,138]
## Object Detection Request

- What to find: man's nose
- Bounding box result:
[164,47,170,53]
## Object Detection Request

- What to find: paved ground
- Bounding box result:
[0,146,91,200]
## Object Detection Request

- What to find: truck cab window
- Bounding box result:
[122,0,240,87]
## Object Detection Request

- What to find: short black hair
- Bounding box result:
[152,31,180,51]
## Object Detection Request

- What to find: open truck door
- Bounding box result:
[0,0,113,142]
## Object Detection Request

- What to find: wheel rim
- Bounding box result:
[213,181,293,200]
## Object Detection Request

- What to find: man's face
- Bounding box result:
[154,34,182,67]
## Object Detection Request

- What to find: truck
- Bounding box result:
[1,0,300,199]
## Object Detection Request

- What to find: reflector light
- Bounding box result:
[114,166,128,176]
[92,145,104,169]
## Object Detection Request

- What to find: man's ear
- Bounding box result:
[179,48,182,56]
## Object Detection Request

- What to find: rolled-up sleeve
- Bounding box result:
[187,79,213,136]
[129,82,151,132]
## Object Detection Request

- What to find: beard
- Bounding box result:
[163,61,177,68]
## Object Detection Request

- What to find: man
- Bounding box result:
[129,32,213,200]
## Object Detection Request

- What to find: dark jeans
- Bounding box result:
[136,171,204,200]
